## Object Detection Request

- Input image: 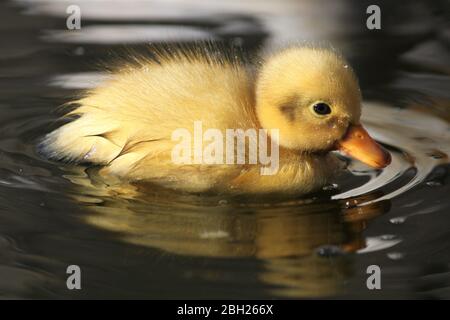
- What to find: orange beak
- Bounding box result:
[335,125,391,169]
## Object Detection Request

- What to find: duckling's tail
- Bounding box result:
[37,116,121,165]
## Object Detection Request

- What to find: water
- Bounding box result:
[1,0,449,299]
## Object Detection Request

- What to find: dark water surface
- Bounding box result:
[0,0,449,299]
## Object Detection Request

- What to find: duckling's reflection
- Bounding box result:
[66,167,390,298]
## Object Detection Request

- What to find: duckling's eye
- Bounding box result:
[313,103,332,115]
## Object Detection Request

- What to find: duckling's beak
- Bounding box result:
[335,125,391,169]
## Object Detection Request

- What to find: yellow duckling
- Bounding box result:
[40,45,390,194]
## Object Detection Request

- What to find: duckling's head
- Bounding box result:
[256,46,391,168]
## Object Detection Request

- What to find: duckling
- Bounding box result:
[40,44,391,194]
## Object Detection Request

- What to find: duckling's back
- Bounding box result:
[40,47,259,190]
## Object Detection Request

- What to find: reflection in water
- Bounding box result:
[63,165,389,297]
